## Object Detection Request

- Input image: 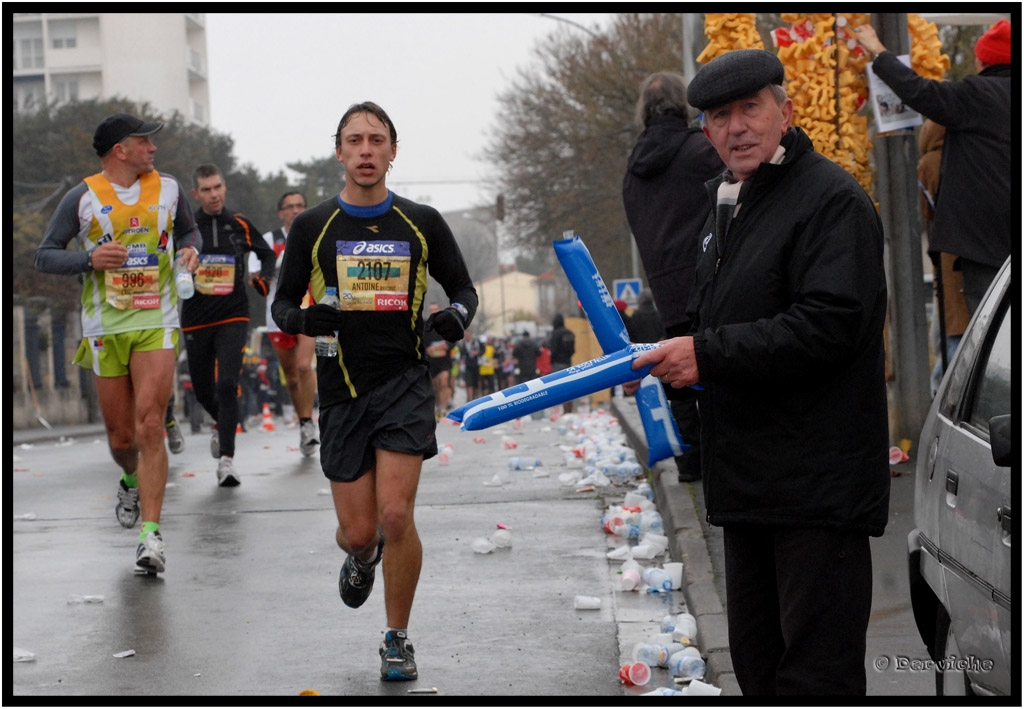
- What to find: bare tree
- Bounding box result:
[486,13,686,313]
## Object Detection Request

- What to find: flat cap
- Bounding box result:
[687,49,785,112]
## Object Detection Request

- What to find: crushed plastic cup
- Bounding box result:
[620,568,641,591]
[606,545,632,561]
[619,661,651,686]
[602,515,624,534]
[471,537,496,554]
[641,533,669,555]
[673,612,697,642]
[640,686,683,696]
[573,595,602,610]
[13,648,36,663]
[663,561,684,590]
[685,679,722,696]
[889,445,909,465]
[482,472,505,487]
[491,528,512,548]
[630,543,658,560]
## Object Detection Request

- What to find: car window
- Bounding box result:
[964,303,1012,437]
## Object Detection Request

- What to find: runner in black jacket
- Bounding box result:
[181,163,275,487]
[271,102,477,683]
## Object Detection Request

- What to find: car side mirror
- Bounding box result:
[990,414,1012,467]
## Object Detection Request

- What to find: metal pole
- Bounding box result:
[873,13,932,447]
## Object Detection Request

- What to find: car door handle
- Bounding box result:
[945,471,958,508]
[998,507,1011,546]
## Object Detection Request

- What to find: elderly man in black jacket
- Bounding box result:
[634,50,890,696]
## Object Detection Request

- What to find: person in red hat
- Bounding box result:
[855,19,1012,316]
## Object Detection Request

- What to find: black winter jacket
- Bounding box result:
[870,54,1011,269]
[182,207,273,329]
[690,128,890,536]
[623,116,724,330]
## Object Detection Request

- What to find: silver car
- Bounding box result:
[907,257,1012,696]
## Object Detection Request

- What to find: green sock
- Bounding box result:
[140,521,160,540]
[122,472,138,488]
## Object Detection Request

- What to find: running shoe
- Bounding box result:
[166,418,185,454]
[209,424,220,459]
[216,456,240,487]
[339,533,385,608]
[379,630,418,681]
[299,420,319,457]
[136,531,166,574]
[116,480,140,529]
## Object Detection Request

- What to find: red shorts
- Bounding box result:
[268,331,298,349]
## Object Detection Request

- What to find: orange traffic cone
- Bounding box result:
[262,403,275,432]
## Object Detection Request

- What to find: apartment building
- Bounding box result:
[12,12,210,125]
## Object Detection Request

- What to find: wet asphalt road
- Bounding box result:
[11,397,697,700]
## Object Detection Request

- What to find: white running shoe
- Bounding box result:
[136,531,166,574]
[299,420,319,457]
[216,456,240,487]
[209,425,220,459]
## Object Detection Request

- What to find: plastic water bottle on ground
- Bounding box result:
[643,567,673,592]
[633,643,670,667]
[314,286,340,357]
[668,652,706,681]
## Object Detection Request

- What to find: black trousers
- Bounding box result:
[183,321,248,458]
[723,524,872,696]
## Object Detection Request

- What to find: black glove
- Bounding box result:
[287,304,343,338]
[250,275,270,297]
[425,305,467,343]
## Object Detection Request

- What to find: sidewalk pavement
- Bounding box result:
[610,395,740,697]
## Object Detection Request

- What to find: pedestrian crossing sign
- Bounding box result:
[613,278,642,306]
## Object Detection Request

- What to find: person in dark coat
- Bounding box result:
[623,70,724,482]
[855,19,1011,314]
[625,289,665,344]
[634,50,890,696]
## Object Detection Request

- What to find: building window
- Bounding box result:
[14,81,45,112]
[16,37,44,69]
[50,21,77,49]
[54,79,79,103]
[192,100,205,123]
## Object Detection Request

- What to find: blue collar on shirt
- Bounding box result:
[337,190,393,218]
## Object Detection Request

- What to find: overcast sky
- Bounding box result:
[206,12,617,214]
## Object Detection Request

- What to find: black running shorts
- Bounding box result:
[318,364,438,483]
